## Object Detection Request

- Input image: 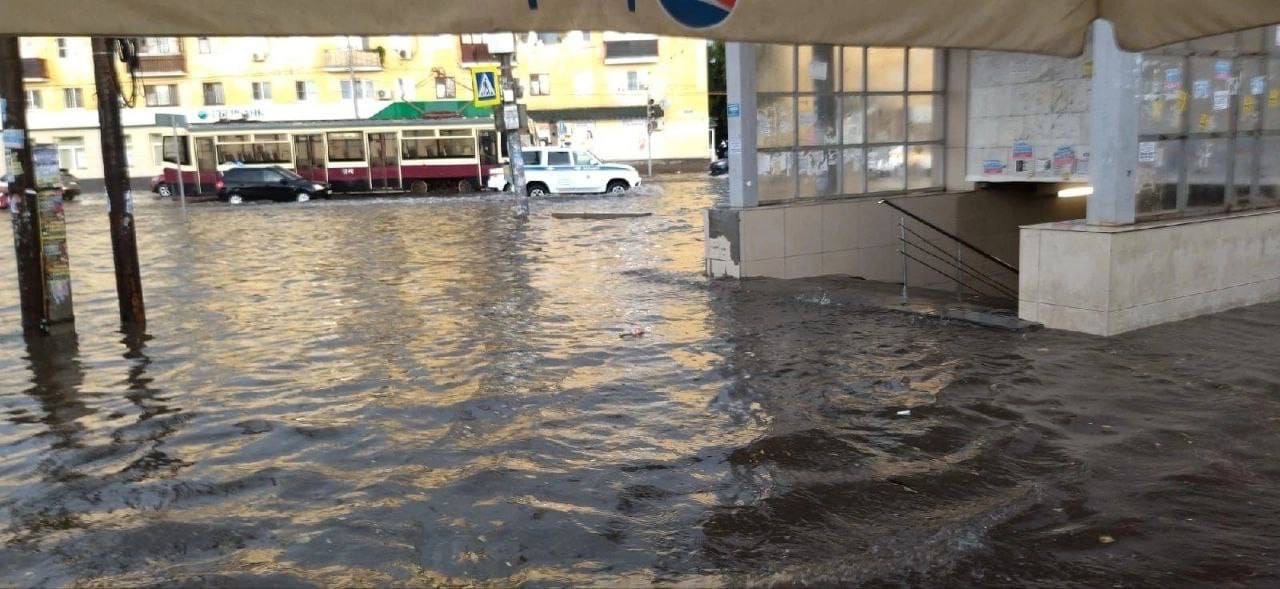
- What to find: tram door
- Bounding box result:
[194,137,217,194]
[293,134,326,183]
[368,132,400,190]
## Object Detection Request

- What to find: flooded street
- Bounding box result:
[1,177,1278,587]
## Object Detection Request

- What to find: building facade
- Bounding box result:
[15,33,709,185]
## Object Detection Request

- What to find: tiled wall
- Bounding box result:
[1020,208,1280,335]
[707,187,1085,291]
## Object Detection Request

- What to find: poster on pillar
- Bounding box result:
[32,144,74,322]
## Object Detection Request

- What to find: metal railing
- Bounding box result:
[879,199,1019,302]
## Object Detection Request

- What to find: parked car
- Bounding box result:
[151,174,172,198]
[217,166,330,204]
[485,148,642,196]
[59,169,81,200]
[709,159,729,176]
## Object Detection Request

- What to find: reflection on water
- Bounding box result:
[1,178,1279,586]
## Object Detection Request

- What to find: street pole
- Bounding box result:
[348,38,359,119]
[646,91,654,177]
[92,37,146,328]
[497,49,528,219]
[0,36,49,333]
[171,117,185,210]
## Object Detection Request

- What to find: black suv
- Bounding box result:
[217,166,329,204]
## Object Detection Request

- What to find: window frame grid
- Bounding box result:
[755,44,948,204]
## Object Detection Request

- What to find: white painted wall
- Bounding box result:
[967,50,1092,183]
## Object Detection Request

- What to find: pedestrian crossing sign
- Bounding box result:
[472,68,501,108]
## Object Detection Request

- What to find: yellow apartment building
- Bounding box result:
[14,33,710,187]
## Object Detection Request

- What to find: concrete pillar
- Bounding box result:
[726,43,758,208]
[945,49,974,193]
[1086,19,1140,226]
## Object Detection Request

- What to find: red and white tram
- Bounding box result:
[159,118,504,195]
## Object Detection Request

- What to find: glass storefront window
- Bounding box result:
[758,95,796,149]
[754,43,945,203]
[868,146,906,192]
[908,94,943,141]
[756,44,794,93]
[798,95,839,146]
[867,96,906,143]
[867,47,905,91]
[1135,27,1280,219]
[759,151,797,203]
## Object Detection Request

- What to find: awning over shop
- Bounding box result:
[370,101,493,120]
[2,1,1280,56]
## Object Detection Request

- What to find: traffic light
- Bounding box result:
[646,98,664,134]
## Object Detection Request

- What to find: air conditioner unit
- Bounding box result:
[251,52,268,62]
[377,90,390,100]
[397,49,412,60]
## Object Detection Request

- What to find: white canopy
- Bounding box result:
[1,0,1279,56]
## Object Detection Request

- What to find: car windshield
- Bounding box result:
[276,168,305,181]
[574,151,601,166]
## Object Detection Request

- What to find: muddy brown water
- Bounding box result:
[1,178,1278,587]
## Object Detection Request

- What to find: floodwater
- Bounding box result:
[1,177,1278,587]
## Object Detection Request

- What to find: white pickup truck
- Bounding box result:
[486,147,642,196]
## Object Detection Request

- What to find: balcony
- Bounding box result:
[323,49,383,72]
[459,41,496,65]
[137,53,187,77]
[604,39,659,64]
[21,58,48,82]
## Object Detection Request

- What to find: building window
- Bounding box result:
[139,37,180,55]
[625,71,648,92]
[56,38,68,58]
[605,39,660,63]
[25,89,43,109]
[145,84,179,107]
[436,77,457,99]
[1134,27,1280,220]
[754,44,945,204]
[123,135,134,168]
[252,81,272,101]
[56,137,87,171]
[198,37,212,54]
[202,82,224,106]
[459,34,495,64]
[340,79,375,100]
[530,74,550,96]
[296,80,317,101]
[63,88,84,109]
[536,32,563,45]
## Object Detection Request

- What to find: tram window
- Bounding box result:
[216,144,248,164]
[327,132,366,162]
[401,136,439,160]
[440,129,472,137]
[438,138,476,158]
[251,139,291,164]
[479,131,500,165]
[217,134,250,143]
[161,136,191,165]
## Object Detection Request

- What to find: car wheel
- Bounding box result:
[227,193,244,205]
[295,192,311,203]
[157,184,173,198]
[409,180,430,194]
[526,183,549,198]
[607,180,630,194]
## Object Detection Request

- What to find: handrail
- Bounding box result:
[878,199,1018,275]
[900,225,1019,299]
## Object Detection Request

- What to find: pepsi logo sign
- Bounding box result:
[658,0,736,29]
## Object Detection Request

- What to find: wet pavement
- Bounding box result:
[1,176,1278,587]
